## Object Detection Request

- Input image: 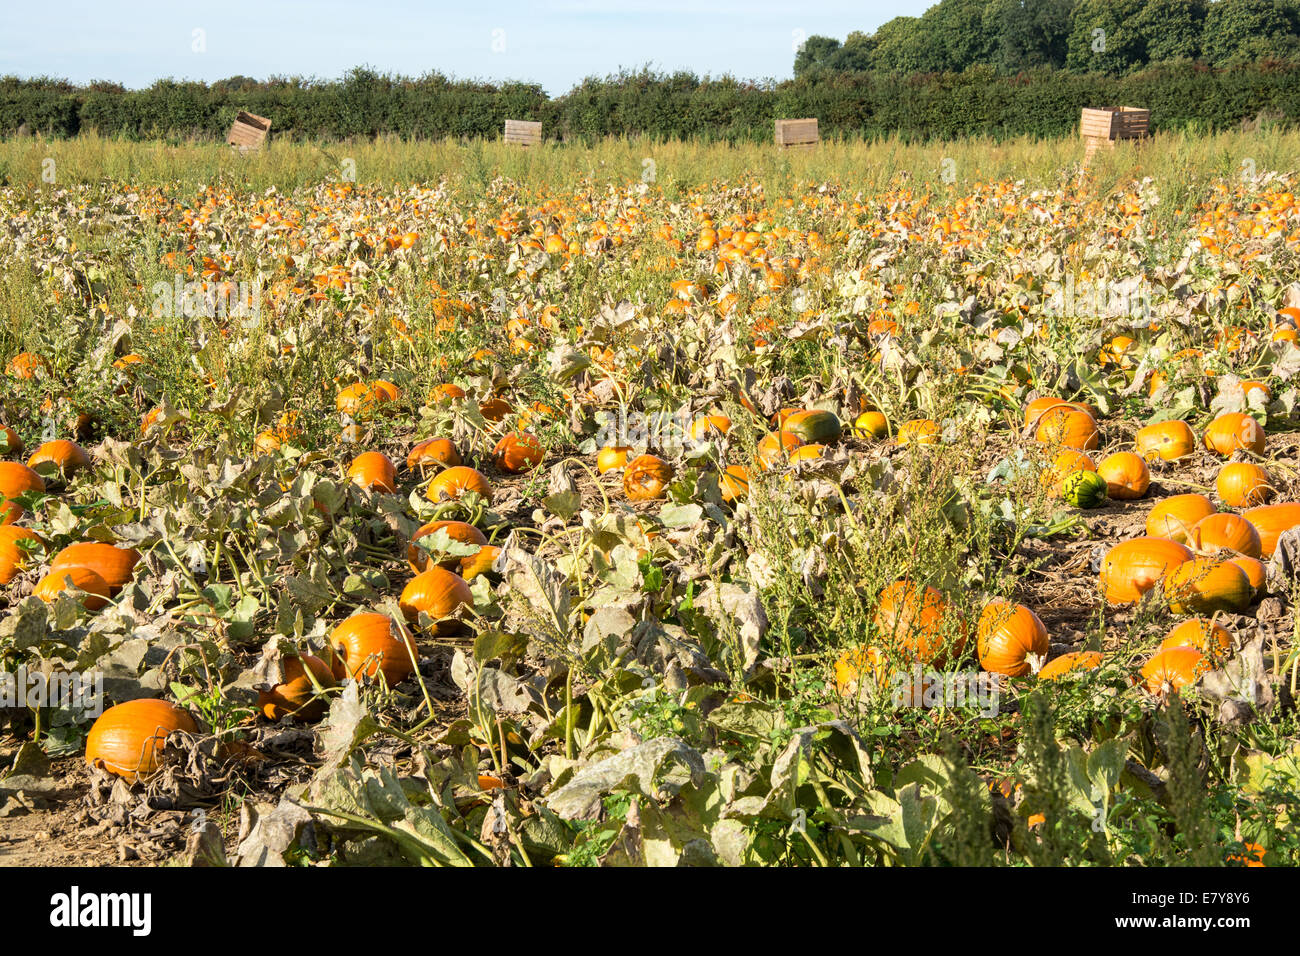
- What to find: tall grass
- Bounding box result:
[2,127,1299,194]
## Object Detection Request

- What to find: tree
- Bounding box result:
[1133,0,1207,63]
[1201,0,1300,65]
[794,36,842,77]
[992,0,1076,71]
[868,16,944,73]
[1065,0,1149,73]
[923,0,1003,71]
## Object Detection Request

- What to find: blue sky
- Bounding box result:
[1,1,930,95]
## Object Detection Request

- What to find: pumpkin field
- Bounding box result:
[0,131,1298,867]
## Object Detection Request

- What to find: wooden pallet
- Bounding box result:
[227,111,271,152]
[504,120,542,147]
[775,118,819,148]
[1081,106,1150,164]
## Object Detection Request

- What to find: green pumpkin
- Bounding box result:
[784,410,842,444]
[1062,470,1108,509]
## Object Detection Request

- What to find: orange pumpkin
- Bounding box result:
[1140,646,1209,696]
[624,454,673,501]
[0,425,23,457]
[0,526,42,584]
[1041,449,1096,497]
[426,466,493,503]
[1135,420,1196,461]
[34,566,110,609]
[1146,494,1216,543]
[1159,618,1233,664]
[0,462,45,524]
[430,383,467,402]
[873,580,966,666]
[1099,537,1192,604]
[720,465,751,502]
[408,520,488,572]
[85,699,198,781]
[336,380,400,419]
[399,567,474,631]
[406,437,462,473]
[478,396,512,422]
[492,431,544,473]
[976,600,1049,677]
[1037,651,1104,681]
[328,614,416,684]
[689,415,732,442]
[347,451,397,493]
[896,419,940,446]
[756,430,803,468]
[26,440,91,478]
[1162,558,1252,615]
[1203,413,1265,456]
[1217,462,1273,508]
[1226,554,1267,598]
[50,542,141,592]
[1241,502,1300,556]
[1097,451,1150,500]
[1035,406,1099,450]
[597,445,632,474]
[1189,513,1261,558]
[852,411,889,439]
[258,655,337,721]
[459,544,501,581]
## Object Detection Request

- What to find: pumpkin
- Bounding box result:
[406,437,462,473]
[1163,558,1252,615]
[1097,452,1150,500]
[833,644,877,698]
[1217,462,1273,508]
[50,542,141,592]
[7,352,50,379]
[1140,646,1210,696]
[873,580,966,666]
[0,425,23,457]
[1023,397,1069,429]
[1227,554,1267,598]
[788,443,827,465]
[1037,651,1104,681]
[719,465,750,502]
[347,451,397,493]
[254,431,281,454]
[1099,537,1192,604]
[328,613,416,684]
[689,415,732,442]
[85,699,198,782]
[399,567,474,631]
[782,409,842,444]
[597,445,632,474]
[0,526,42,584]
[852,411,889,439]
[34,566,110,609]
[1135,420,1196,461]
[26,439,91,478]
[0,461,45,524]
[430,383,467,402]
[1035,406,1099,450]
[624,454,673,501]
[336,380,399,419]
[756,430,803,468]
[896,419,940,445]
[1146,494,1216,543]
[1189,512,1261,558]
[976,600,1049,677]
[492,431,544,473]
[1159,618,1233,664]
[1241,502,1300,556]
[478,396,512,422]
[258,655,337,721]
[408,519,488,572]
[460,544,501,581]
[426,466,493,503]
[1203,413,1265,456]
[1062,470,1108,509]
[1041,449,1096,497]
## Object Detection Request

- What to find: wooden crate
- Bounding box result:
[1080,106,1149,141]
[227,111,271,152]
[775,118,819,148]
[504,120,542,147]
